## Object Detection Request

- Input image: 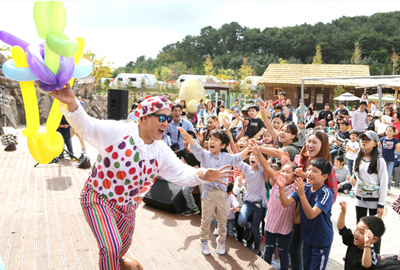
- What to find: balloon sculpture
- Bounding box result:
[0,1,93,164]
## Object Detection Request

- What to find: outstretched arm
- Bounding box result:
[259,100,278,141]
[337,201,347,230]
[295,178,322,219]
[177,127,196,146]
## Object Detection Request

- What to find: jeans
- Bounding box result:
[237,201,265,251]
[263,230,292,270]
[290,223,303,270]
[356,206,381,254]
[338,183,352,193]
[60,137,74,159]
[347,159,354,175]
[387,161,395,190]
[330,148,344,162]
[227,219,235,238]
[182,185,199,210]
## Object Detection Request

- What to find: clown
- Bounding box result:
[51,83,233,270]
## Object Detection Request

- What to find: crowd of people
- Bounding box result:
[129,91,400,270]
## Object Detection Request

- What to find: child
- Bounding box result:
[227,182,239,238]
[237,140,270,255]
[377,107,393,135]
[175,131,202,216]
[178,128,246,256]
[279,158,334,270]
[378,126,400,194]
[337,201,385,270]
[346,130,360,175]
[317,119,328,133]
[263,163,297,270]
[352,130,388,255]
[244,105,266,140]
[334,156,351,194]
[197,117,217,149]
[259,130,277,148]
[296,121,306,147]
[327,120,335,134]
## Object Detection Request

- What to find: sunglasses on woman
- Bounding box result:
[150,113,173,123]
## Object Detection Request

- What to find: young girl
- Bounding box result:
[263,163,297,270]
[334,156,351,194]
[352,130,388,255]
[378,126,400,194]
[203,100,216,123]
[259,130,277,148]
[305,107,315,129]
[237,141,270,255]
[197,116,217,149]
[180,99,187,119]
[378,107,393,135]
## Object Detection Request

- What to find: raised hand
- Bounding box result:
[281,152,290,167]
[275,171,285,188]
[258,100,266,113]
[339,201,347,213]
[364,230,374,246]
[50,83,78,112]
[295,168,306,179]
[294,176,305,195]
[202,164,233,186]
[222,118,230,130]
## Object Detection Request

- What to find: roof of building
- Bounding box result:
[258,64,370,86]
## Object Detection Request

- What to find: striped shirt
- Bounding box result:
[264,183,296,235]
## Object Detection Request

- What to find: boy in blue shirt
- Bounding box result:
[277,158,334,270]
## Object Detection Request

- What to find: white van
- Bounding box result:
[109,73,157,89]
[176,74,219,88]
[240,76,262,91]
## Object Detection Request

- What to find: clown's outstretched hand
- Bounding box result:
[50,83,78,112]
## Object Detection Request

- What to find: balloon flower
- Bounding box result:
[0,1,93,164]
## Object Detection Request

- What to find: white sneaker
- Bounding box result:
[216,240,225,255]
[271,258,281,270]
[213,228,219,236]
[200,240,210,255]
[81,150,86,155]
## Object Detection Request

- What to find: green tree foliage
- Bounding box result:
[154,68,160,80]
[0,45,12,59]
[333,85,346,106]
[160,66,172,81]
[391,48,399,75]
[312,45,323,64]
[110,11,400,80]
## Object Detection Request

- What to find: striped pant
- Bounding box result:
[81,184,136,270]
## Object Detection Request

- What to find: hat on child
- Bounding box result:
[134,96,172,118]
[359,130,379,143]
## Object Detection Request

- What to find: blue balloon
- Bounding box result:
[2,58,93,82]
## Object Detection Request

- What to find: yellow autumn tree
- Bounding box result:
[312,45,323,64]
[351,42,362,64]
[0,45,12,59]
[216,68,234,82]
[279,58,287,64]
[153,68,160,80]
[391,48,399,75]
[238,57,254,96]
[83,50,114,89]
[204,55,214,76]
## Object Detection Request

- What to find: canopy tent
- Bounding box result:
[333,92,361,101]
[298,75,400,121]
[367,94,400,102]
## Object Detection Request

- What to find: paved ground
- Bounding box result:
[1,124,400,269]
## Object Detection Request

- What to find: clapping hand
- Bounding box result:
[294,177,305,195]
[275,171,286,188]
[281,152,290,167]
[295,168,306,179]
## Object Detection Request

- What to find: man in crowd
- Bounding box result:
[164,103,194,151]
[351,101,368,133]
[334,101,349,121]
[318,103,334,126]
[230,98,242,119]
[296,100,308,123]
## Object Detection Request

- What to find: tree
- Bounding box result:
[204,55,214,75]
[83,50,114,89]
[216,68,235,82]
[239,57,254,96]
[391,48,399,75]
[312,45,323,64]
[351,42,362,64]
[160,66,172,81]
[279,58,287,64]
[0,45,12,59]
[141,68,148,74]
[333,85,346,106]
[153,68,160,80]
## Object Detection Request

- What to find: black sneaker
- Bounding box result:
[182,207,200,216]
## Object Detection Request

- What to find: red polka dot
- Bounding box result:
[107,171,114,179]
[123,135,129,140]
[125,149,132,157]
[141,187,148,193]
[105,145,113,153]
[143,165,147,173]
[134,182,139,186]
[110,199,117,204]
[128,185,133,189]
[134,197,140,202]
[129,167,136,175]
[112,152,119,159]
[116,171,127,180]
[93,180,99,188]
[115,185,124,195]
[155,160,159,167]
[121,157,125,161]
[147,168,152,174]
[132,175,138,180]
[98,171,105,179]
[98,164,102,170]
[118,197,124,203]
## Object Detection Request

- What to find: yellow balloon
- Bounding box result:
[38,131,64,158]
[27,134,53,164]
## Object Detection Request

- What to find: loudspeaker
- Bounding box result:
[143,177,187,213]
[107,89,129,120]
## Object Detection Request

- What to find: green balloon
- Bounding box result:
[46,33,78,57]
[44,44,60,75]
[51,1,67,35]
[33,1,53,38]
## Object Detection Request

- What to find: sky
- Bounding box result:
[1,1,400,69]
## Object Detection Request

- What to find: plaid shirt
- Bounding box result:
[293,154,338,203]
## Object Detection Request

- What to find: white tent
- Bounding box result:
[367,94,400,102]
[333,92,361,101]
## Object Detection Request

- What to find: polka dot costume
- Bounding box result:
[87,134,159,206]
[134,96,172,119]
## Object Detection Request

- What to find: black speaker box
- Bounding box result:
[143,177,187,213]
[107,89,129,120]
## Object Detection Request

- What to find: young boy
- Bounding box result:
[226,182,239,238]
[178,127,247,256]
[296,121,306,147]
[273,91,286,106]
[175,131,202,216]
[327,120,335,134]
[244,105,265,140]
[317,119,328,133]
[346,130,360,175]
[278,158,334,270]
[334,156,351,194]
[337,201,385,270]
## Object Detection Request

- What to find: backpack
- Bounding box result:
[367,118,377,131]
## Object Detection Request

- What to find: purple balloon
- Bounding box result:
[56,56,74,85]
[26,45,57,85]
[39,43,45,59]
[0,31,30,51]
[34,81,65,92]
